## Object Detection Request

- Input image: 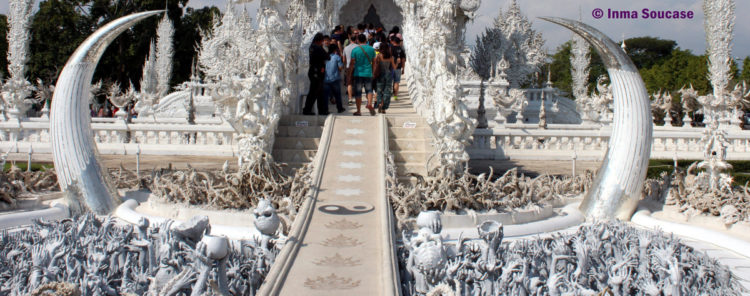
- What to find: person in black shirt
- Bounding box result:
[303,33,330,115]
[390,36,406,101]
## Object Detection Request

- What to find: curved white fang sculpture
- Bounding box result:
[50,11,163,214]
[540,17,653,221]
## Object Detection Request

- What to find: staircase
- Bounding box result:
[383,87,436,182]
[272,115,325,175]
[386,116,434,183]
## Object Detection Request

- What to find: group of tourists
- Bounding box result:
[303,24,406,116]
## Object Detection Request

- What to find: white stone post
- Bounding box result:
[26,144,32,172]
[571,151,577,177]
[136,145,141,187]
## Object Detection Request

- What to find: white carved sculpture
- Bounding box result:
[107,82,137,122]
[0,214,282,295]
[50,11,163,214]
[35,79,54,118]
[678,84,701,126]
[698,120,733,192]
[199,4,293,165]
[395,0,478,173]
[588,75,615,124]
[2,0,35,120]
[399,221,740,295]
[156,14,174,99]
[651,90,674,126]
[509,89,529,123]
[488,58,513,124]
[404,211,447,294]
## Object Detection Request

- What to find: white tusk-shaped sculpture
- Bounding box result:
[50,11,163,215]
[540,17,653,221]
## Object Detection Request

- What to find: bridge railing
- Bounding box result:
[470,124,750,161]
[0,117,238,156]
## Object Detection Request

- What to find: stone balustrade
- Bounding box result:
[0,117,237,156]
[2,113,750,161]
[469,123,750,161]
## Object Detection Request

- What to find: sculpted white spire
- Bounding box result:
[704,0,734,101]
[156,13,174,98]
[2,0,35,119]
[135,40,158,116]
[6,0,33,81]
[570,30,590,101]
[493,0,546,88]
[695,0,738,190]
[141,40,158,96]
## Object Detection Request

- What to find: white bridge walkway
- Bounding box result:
[276,115,399,295]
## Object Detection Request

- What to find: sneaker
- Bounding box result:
[393,96,398,101]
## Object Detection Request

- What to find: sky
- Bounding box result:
[1,0,749,60]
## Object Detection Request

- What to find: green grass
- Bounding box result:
[648,159,750,186]
[3,163,54,172]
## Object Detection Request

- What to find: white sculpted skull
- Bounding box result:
[253,199,280,236]
[413,229,447,272]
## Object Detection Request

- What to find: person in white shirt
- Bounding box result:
[343,30,359,104]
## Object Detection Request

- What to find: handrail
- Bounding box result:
[257,114,335,296]
[380,114,402,296]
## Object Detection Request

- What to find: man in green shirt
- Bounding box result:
[350,34,376,116]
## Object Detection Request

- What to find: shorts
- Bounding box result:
[344,70,353,86]
[353,76,373,98]
[392,69,402,83]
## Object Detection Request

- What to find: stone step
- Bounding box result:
[388,127,433,139]
[276,126,323,137]
[396,162,428,176]
[393,151,429,163]
[389,139,431,152]
[386,116,429,128]
[272,149,317,163]
[278,115,327,126]
[278,162,306,176]
[273,137,320,150]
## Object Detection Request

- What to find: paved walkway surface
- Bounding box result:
[279,115,392,295]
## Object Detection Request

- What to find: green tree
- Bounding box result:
[0,15,7,78]
[25,0,218,91]
[547,41,606,98]
[624,36,677,69]
[28,1,96,84]
[739,56,750,84]
[639,49,710,95]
